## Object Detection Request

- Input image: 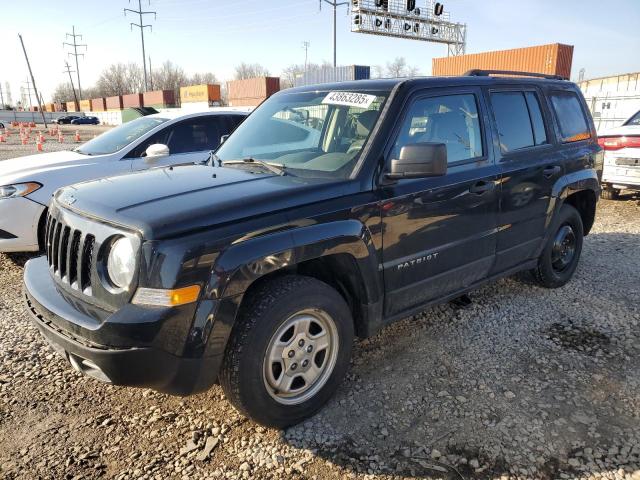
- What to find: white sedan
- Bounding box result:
[0,109,249,252]
[598,109,640,199]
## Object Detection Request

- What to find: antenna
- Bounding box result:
[63,26,87,99]
[124,0,157,91]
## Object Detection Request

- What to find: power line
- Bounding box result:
[319,0,349,68]
[22,78,34,109]
[125,0,157,91]
[63,26,87,99]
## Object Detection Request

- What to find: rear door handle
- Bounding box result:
[543,165,562,178]
[469,181,495,194]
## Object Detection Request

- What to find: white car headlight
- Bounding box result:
[0,182,41,199]
[107,237,136,289]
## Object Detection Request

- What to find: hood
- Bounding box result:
[56,164,352,239]
[0,150,104,185]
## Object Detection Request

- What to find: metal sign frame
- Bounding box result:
[351,0,466,55]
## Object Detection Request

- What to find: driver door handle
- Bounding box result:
[543,165,562,178]
[469,180,496,194]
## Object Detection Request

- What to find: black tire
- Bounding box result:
[219,275,354,428]
[600,187,620,200]
[531,204,584,288]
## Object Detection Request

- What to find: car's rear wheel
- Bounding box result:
[601,186,620,200]
[219,275,354,428]
[531,204,583,288]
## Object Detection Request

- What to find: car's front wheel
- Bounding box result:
[531,204,584,288]
[219,275,354,428]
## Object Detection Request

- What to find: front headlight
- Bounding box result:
[107,237,136,289]
[0,182,41,199]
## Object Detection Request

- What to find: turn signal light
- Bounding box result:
[132,285,201,307]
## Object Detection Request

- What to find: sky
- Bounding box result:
[1,0,638,104]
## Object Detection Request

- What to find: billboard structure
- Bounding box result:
[351,0,466,56]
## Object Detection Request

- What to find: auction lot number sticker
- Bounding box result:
[322,91,377,109]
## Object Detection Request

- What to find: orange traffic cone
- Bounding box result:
[75,130,81,142]
[58,133,64,143]
[38,132,45,143]
[0,134,5,143]
[36,140,43,152]
[21,136,27,145]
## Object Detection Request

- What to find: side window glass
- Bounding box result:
[550,91,591,142]
[168,119,219,154]
[392,94,483,164]
[491,92,535,152]
[524,92,547,146]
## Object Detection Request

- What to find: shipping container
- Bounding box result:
[293,65,371,87]
[180,84,221,104]
[143,89,176,108]
[79,99,91,111]
[106,96,124,110]
[54,102,65,112]
[432,43,574,80]
[90,98,106,111]
[228,97,267,107]
[227,77,280,101]
[122,93,144,108]
[66,101,78,112]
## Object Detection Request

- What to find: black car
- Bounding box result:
[55,115,80,125]
[24,71,602,428]
[71,116,100,125]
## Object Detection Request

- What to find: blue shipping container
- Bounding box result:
[294,65,371,87]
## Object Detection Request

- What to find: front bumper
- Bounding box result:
[23,256,223,395]
[0,196,46,252]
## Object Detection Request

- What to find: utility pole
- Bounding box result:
[148,54,153,90]
[22,79,33,109]
[63,61,80,108]
[63,26,87,99]
[319,0,348,68]
[0,84,5,109]
[18,34,47,127]
[302,41,310,74]
[125,0,156,91]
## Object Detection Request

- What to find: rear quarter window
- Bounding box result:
[550,91,591,143]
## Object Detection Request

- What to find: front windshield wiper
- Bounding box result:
[223,158,287,176]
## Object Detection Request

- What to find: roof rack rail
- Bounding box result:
[464,69,567,80]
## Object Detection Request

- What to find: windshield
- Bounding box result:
[75,116,169,155]
[216,90,388,178]
[624,110,640,126]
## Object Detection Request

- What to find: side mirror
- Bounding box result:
[386,143,447,179]
[220,134,230,145]
[144,143,170,162]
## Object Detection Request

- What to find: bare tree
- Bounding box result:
[151,60,188,91]
[234,62,270,80]
[280,61,334,89]
[51,82,76,103]
[94,63,145,96]
[376,57,420,78]
[189,72,219,86]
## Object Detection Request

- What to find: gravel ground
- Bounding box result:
[0,124,113,161]
[1,195,639,480]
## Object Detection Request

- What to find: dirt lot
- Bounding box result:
[0,185,639,479]
[0,124,113,161]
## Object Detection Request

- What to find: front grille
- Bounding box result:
[46,213,95,295]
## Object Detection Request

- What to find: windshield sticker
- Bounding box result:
[322,91,377,109]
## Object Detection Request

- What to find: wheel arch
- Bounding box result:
[551,169,600,236]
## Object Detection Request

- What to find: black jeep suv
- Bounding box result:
[24,71,602,427]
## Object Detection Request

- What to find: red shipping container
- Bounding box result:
[143,90,176,107]
[106,96,124,110]
[122,93,144,108]
[432,43,574,79]
[91,98,106,111]
[227,77,280,101]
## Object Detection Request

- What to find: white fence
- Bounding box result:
[578,73,640,132]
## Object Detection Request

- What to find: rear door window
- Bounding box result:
[550,91,591,142]
[491,91,549,153]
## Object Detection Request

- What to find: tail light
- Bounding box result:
[597,135,640,151]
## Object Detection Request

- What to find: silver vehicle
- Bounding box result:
[598,110,640,199]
